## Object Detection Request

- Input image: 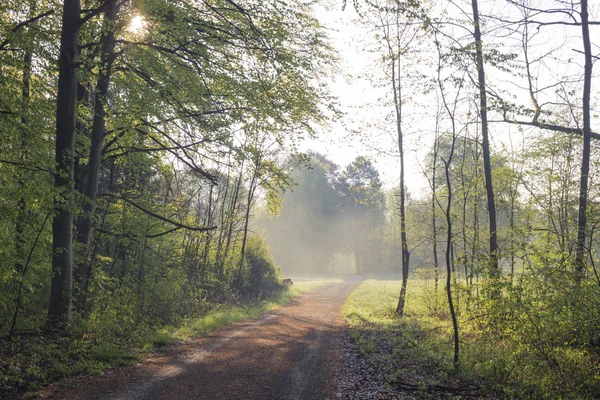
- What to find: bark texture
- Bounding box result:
[47,0,81,328]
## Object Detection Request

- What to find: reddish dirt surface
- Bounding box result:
[39,280,361,400]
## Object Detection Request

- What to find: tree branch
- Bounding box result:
[0,10,55,50]
[80,0,121,26]
[0,159,52,174]
[99,193,217,231]
[493,118,600,141]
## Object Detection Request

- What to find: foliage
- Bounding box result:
[1,0,600,397]
[0,0,333,327]
[0,0,336,394]
[0,333,137,395]
[240,235,283,299]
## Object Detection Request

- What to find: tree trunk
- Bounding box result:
[47,0,81,329]
[574,0,592,281]
[74,0,117,313]
[471,139,481,289]
[432,135,439,299]
[471,0,499,280]
[444,151,459,366]
[510,190,515,285]
[236,155,260,292]
[389,17,410,316]
[436,33,460,364]
[460,134,469,285]
[200,184,215,272]
[10,2,35,336]
[214,163,231,276]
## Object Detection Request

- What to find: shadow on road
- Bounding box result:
[43,280,362,400]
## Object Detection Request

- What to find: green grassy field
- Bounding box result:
[343,276,600,399]
[343,277,461,393]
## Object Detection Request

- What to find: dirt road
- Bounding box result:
[42,279,360,400]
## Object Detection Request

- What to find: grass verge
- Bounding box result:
[343,277,469,397]
[343,275,600,399]
[169,280,331,341]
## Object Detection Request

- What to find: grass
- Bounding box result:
[0,334,139,394]
[0,280,331,397]
[342,274,600,399]
[171,280,330,340]
[343,276,461,393]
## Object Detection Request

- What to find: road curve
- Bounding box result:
[42,279,361,400]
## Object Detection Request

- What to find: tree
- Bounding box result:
[487,0,598,281]
[359,0,425,314]
[261,152,341,275]
[46,0,81,329]
[73,0,117,313]
[470,0,499,281]
[574,0,593,280]
[337,156,385,274]
[378,0,414,315]
[0,0,334,335]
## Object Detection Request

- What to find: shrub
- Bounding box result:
[241,234,282,299]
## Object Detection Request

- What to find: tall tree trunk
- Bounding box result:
[390,19,410,316]
[236,156,260,292]
[460,133,469,286]
[200,184,215,272]
[510,188,516,285]
[436,33,460,364]
[74,1,117,313]
[438,45,460,366]
[444,147,459,366]
[471,0,499,280]
[432,135,439,299]
[47,0,81,329]
[471,138,481,289]
[214,160,231,275]
[574,0,592,281]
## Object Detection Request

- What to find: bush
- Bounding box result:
[241,234,282,299]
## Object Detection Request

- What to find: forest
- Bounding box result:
[0,0,599,398]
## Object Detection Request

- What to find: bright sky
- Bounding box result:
[302,2,435,195]
[301,0,600,198]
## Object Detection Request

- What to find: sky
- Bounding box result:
[300,1,454,196]
[298,0,600,199]
[300,3,415,191]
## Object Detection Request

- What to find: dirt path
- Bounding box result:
[41,279,360,400]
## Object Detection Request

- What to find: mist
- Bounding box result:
[257,152,403,278]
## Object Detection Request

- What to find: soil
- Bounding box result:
[38,279,363,400]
